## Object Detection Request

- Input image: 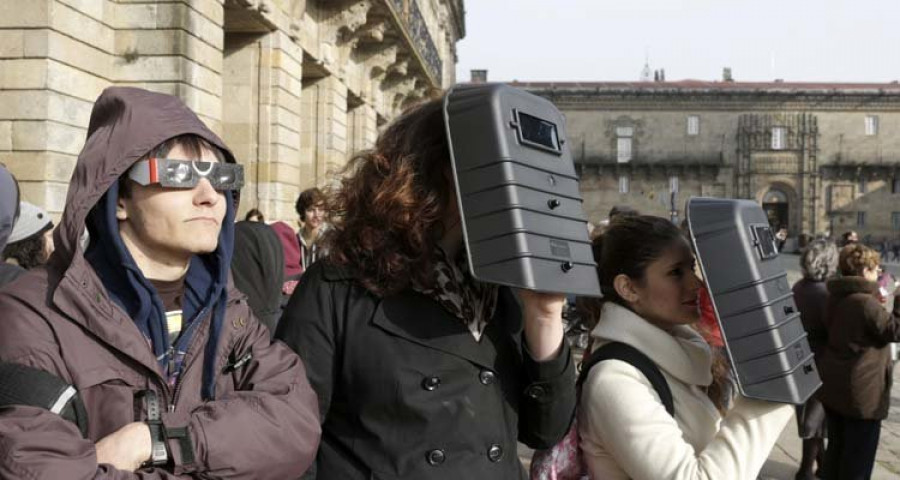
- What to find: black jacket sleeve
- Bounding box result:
[517,335,577,449]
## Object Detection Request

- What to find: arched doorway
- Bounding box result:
[762,188,789,230]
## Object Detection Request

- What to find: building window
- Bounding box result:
[616,127,633,163]
[859,178,868,194]
[686,115,700,136]
[893,178,900,194]
[669,175,679,193]
[865,115,879,136]
[618,175,630,194]
[857,211,866,228]
[893,212,900,231]
[617,138,632,163]
[771,127,786,150]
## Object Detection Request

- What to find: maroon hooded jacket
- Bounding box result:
[0,87,320,479]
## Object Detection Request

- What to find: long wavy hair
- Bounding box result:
[324,96,453,296]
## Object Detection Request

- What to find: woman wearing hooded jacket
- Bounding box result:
[818,243,900,480]
[578,215,793,480]
[276,96,576,479]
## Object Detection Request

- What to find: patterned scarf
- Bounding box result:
[412,249,499,341]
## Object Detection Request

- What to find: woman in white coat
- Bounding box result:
[579,215,793,480]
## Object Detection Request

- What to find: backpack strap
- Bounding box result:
[0,362,89,438]
[577,342,674,416]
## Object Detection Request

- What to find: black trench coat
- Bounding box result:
[276,261,576,479]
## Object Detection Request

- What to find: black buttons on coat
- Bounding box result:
[488,444,503,462]
[421,376,441,391]
[426,449,445,465]
[525,384,547,400]
[479,370,496,385]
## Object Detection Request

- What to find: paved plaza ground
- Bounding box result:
[519,253,900,479]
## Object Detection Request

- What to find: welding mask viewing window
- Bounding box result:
[127,157,244,191]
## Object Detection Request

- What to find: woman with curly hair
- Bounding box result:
[818,243,900,480]
[275,97,575,479]
[791,239,838,480]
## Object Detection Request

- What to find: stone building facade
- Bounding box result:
[0,0,464,220]
[512,80,900,242]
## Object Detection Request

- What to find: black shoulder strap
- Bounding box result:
[577,342,675,416]
[0,362,89,438]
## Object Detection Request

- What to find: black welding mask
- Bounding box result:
[443,84,600,296]
[687,197,821,404]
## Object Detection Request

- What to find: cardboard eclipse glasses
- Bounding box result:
[128,158,244,191]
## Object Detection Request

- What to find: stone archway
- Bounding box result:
[757,183,798,233]
[762,188,789,230]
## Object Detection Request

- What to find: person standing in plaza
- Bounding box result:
[841,230,859,247]
[231,220,285,335]
[295,187,327,271]
[577,215,793,480]
[276,97,576,479]
[818,243,900,480]
[0,87,320,478]
[2,201,55,270]
[0,165,24,287]
[792,239,839,480]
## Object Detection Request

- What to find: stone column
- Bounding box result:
[254,30,305,220]
[347,102,378,156]
[299,75,349,190]
[0,0,115,216]
[114,0,225,132]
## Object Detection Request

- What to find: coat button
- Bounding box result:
[488,444,503,462]
[426,449,445,466]
[421,376,441,391]
[525,385,547,400]
[479,370,496,385]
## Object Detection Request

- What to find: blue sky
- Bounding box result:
[455,0,900,83]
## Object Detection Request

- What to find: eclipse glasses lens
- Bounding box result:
[128,158,244,191]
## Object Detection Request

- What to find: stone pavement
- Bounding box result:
[518,254,900,478]
[758,365,900,479]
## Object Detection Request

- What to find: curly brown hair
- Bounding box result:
[838,243,880,277]
[324,96,453,296]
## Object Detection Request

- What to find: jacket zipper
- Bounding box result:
[168,306,211,412]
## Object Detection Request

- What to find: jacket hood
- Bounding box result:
[826,276,877,298]
[0,165,18,251]
[61,87,238,400]
[232,221,284,331]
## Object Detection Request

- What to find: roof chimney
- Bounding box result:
[470,69,488,83]
[722,67,733,82]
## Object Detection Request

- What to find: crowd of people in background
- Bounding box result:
[1,86,899,480]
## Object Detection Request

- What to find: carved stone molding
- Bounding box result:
[354,16,389,44]
[362,43,399,80]
[388,55,409,76]
[331,1,372,38]
[286,0,308,41]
